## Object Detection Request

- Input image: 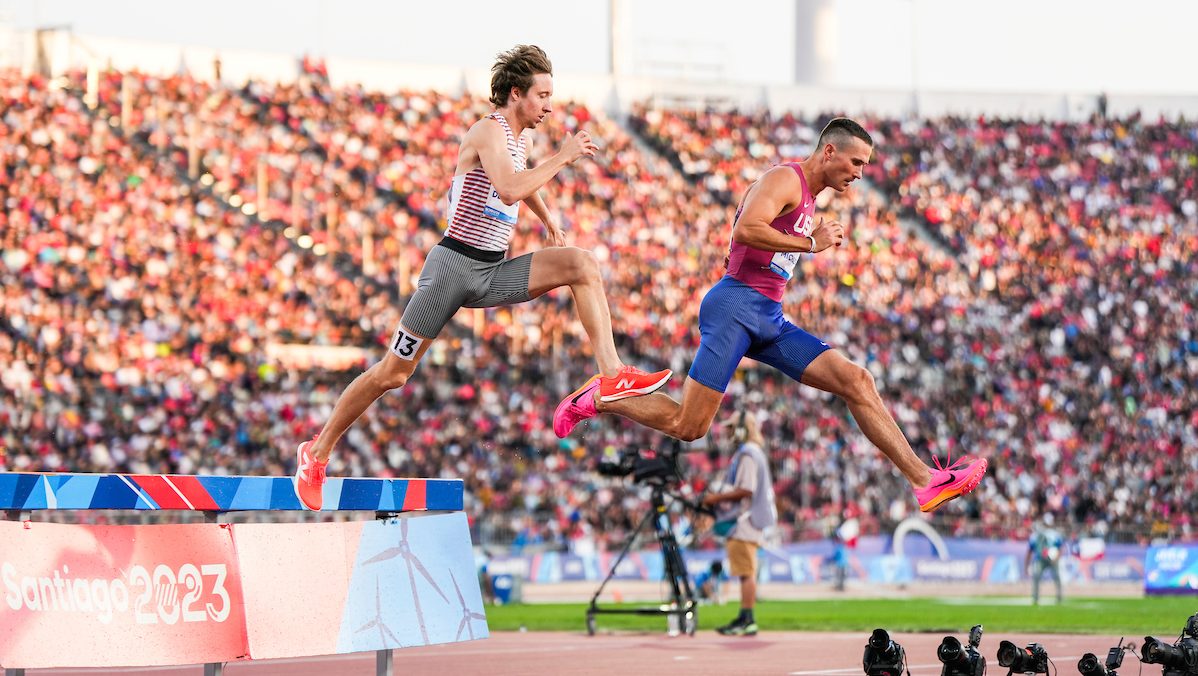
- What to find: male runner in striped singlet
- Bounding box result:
[554,118,986,513]
[294,45,671,510]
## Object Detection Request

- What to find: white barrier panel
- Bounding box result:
[235,513,489,659]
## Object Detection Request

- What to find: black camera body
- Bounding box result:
[596,445,680,486]
[1078,644,1126,676]
[997,640,1049,675]
[1141,612,1198,676]
[938,625,985,676]
[863,628,906,676]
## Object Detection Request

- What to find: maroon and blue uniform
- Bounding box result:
[687,163,831,392]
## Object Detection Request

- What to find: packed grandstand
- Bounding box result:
[1,66,1194,555]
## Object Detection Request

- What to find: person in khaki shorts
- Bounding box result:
[703,408,777,636]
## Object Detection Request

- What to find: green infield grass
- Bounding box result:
[485,596,1196,635]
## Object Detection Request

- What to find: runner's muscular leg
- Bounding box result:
[596,376,723,442]
[310,324,434,462]
[526,246,621,378]
[799,349,932,488]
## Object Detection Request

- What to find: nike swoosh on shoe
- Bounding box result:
[931,473,956,489]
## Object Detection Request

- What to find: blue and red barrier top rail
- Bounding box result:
[0,472,464,512]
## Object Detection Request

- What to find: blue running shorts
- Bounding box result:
[687,276,831,393]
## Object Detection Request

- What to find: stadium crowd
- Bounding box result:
[1,67,1193,551]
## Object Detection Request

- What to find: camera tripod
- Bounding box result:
[585,483,698,636]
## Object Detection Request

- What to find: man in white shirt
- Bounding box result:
[703,409,777,636]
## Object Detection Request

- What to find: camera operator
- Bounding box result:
[704,409,777,637]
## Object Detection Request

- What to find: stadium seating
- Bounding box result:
[2,68,1192,556]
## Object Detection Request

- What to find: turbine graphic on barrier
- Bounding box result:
[363,517,449,645]
[450,570,486,641]
[355,577,404,648]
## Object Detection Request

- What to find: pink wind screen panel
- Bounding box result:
[0,521,247,668]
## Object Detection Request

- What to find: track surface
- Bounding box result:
[23,630,1128,675]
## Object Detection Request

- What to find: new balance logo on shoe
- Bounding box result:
[596,366,672,404]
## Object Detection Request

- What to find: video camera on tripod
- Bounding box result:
[596,444,683,486]
[586,441,706,637]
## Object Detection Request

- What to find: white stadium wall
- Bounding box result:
[39,31,1198,122]
[8,0,1198,121]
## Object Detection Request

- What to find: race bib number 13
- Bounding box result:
[390,327,424,360]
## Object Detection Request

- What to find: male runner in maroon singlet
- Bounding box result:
[554,118,985,513]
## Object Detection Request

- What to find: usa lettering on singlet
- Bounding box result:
[724,162,817,302]
[444,113,528,252]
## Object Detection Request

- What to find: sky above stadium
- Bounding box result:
[2,0,1196,95]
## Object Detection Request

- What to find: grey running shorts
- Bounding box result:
[398,237,533,340]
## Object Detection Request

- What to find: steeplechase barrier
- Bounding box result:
[0,472,488,675]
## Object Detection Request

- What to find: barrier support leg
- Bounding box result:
[376,648,393,676]
[204,512,228,676]
[5,510,29,521]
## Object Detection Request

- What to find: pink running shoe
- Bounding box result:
[293,435,328,511]
[553,375,601,438]
[914,453,988,513]
[597,365,672,403]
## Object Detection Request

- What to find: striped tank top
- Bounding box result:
[444,113,528,252]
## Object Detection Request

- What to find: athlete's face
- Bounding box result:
[514,73,554,127]
[824,137,872,192]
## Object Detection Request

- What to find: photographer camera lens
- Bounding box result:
[939,636,964,664]
[938,630,985,676]
[997,640,1048,674]
[863,628,905,676]
[1077,653,1105,676]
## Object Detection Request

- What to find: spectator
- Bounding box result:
[1026,512,1065,605]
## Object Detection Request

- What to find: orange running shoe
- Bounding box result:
[293,435,328,511]
[597,365,672,403]
[914,453,988,513]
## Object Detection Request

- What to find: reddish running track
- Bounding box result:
[22,631,1128,675]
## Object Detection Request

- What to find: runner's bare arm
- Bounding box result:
[515,136,566,246]
[470,120,595,205]
[732,167,842,253]
[523,190,565,247]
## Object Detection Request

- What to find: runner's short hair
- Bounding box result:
[816,117,873,150]
[491,45,553,107]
